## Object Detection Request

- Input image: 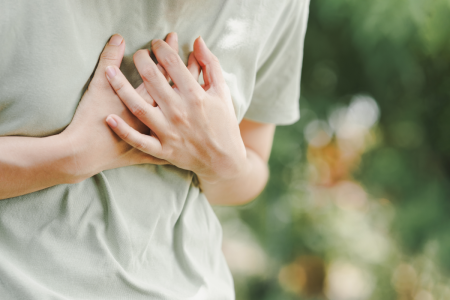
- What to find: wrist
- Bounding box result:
[197,148,269,205]
[54,130,91,184]
[197,150,251,186]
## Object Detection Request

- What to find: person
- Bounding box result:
[0,0,310,298]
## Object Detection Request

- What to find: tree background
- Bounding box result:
[215,0,450,299]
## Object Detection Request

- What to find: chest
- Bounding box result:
[0,0,275,137]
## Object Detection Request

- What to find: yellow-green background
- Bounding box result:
[215,0,450,299]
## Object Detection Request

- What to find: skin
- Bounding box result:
[0,33,275,205]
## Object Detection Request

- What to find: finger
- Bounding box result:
[106,65,166,136]
[151,39,202,95]
[165,32,179,54]
[157,64,169,81]
[187,52,201,81]
[90,34,126,89]
[106,114,164,159]
[137,49,169,81]
[193,36,226,93]
[133,49,177,109]
[136,83,156,107]
[156,32,179,81]
[130,150,169,166]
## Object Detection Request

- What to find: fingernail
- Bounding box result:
[151,39,161,47]
[109,34,123,46]
[197,36,207,49]
[106,66,116,79]
[106,116,117,128]
[172,32,178,42]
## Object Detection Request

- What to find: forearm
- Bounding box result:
[0,134,79,200]
[199,147,269,206]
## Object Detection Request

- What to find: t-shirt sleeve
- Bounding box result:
[243,0,310,125]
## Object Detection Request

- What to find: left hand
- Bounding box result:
[104,36,248,184]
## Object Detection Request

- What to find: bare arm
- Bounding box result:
[104,37,278,206]
[0,34,137,200]
[199,119,275,205]
[0,135,78,199]
[0,34,179,200]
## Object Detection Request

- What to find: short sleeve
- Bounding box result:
[243,0,310,125]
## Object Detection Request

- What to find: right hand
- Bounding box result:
[60,33,178,182]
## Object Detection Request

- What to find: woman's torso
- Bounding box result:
[0,0,291,298]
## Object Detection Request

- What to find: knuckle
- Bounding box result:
[161,52,180,67]
[162,146,174,158]
[166,129,180,143]
[191,93,204,107]
[152,39,164,50]
[171,110,183,123]
[120,129,130,141]
[165,130,176,140]
[141,66,159,82]
[135,140,147,152]
[170,109,188,125]
[130,103,148,118]
[156,64,167,76]
[114,80,125,93]
[100,50,118,62]
[186,85,198,95]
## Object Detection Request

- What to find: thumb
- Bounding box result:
[157,32,179,81]
[90,34,126,89]
[193,36,225,92]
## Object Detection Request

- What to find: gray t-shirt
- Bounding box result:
[0,0,309,298]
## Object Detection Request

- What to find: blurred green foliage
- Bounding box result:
[216,0,450,299]
[305,0,450,258]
